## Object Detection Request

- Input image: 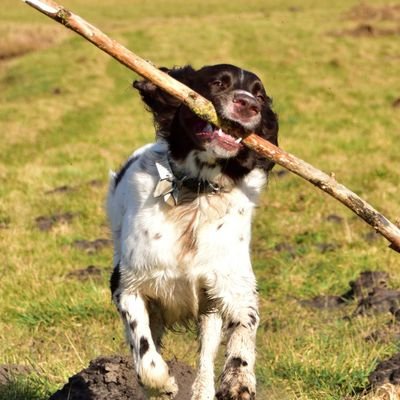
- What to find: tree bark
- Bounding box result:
[23,0,400,253]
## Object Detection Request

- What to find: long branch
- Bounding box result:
[23,0,400,253]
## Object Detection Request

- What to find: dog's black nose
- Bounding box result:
[232,91,260,116]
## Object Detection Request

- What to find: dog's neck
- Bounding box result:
[169,150,235,191]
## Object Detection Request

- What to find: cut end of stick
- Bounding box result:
[24,0,59,14]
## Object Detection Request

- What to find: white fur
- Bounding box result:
[108,138,265,399]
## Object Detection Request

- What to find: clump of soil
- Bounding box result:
[392,98,400,108]
[301,270,390,310]
[369,353,400,388]
[67,265,104,281]
[73,238,112,253]
[346,4,400,22]
[332,24,400,37]
[49,355,195,400]
[354,287,400,316]
[365,322,400,343]
[330,4,400,38]
[350,271,389,301]
[0,364,32,386]
[270,168,289,179]
[45,185,75,195]
[35,212,77,232]
[326,214,344,224]
[44,179,104,195]
[301,295,347,309]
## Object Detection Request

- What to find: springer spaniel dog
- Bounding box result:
[107,64,278,400]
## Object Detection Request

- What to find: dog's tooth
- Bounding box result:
[217,129,223,136]
[235,137,243,143]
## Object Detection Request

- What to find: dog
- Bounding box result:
[107,64,278,400]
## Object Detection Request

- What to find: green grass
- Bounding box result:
[1,0,400,399]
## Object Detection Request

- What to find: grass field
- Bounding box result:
[1,0,399,399]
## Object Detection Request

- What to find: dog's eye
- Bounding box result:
[256,94,266,103]
[211,80,224,88]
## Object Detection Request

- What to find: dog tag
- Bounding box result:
[154,179,174,198]
[155,162,173,180]
[164,192,177,207]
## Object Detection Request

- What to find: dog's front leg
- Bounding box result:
[111,271,178,399]
[217,295,259,400]
[191,312,223,400]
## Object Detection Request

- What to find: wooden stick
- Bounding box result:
[23,0,400,253]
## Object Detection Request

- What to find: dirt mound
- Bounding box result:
[346,4,400,22]
[0,364,32,386]
[67,265,104,281]
[301,270,390,311]
[369,353,400,388]
[329,4,400,38]
[354,287,400,316]
[333,24,400,38]
[35,212,77,232]
[45,179,104,195]
[72,238,112,253]
[49,355,195,400]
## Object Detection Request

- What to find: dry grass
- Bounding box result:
[0,24,67,61]
[1,0,400,399]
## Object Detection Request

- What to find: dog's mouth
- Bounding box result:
[193,121,244,153]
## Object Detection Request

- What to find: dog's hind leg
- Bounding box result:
[191,312,223,400]
[111,266,178,399]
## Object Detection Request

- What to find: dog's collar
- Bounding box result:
[153,156,224,206]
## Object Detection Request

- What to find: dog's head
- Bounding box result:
[134,64,278,177]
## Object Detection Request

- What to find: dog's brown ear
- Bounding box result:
[133,65,196,133]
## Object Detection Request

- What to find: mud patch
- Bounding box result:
[45,185,75,195]
[354,287,400,316]
[301,271,390,310]
[49,355,195,400]
[270,168,289,179]
[330,4,400,38]
[369,353,400,388]
[346,4,400,22]
[73,238,112,253]
[332,24,400,37]
[274,242,296,257]
[301,295,346,309]
[67,265,104,281]
[326,214,344,224]
[0,364,32,386]
[365,322,400,343]
[392,98,400,108]
[35,212,77,232]
[45,179,105,195]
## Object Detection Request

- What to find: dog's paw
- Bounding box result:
[216,369,256,400]
[216,385,255,400]
[138,353,178,399]
[191,373,215,399]
[145,375,178,399]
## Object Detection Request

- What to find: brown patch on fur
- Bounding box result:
[165,189,231,260]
